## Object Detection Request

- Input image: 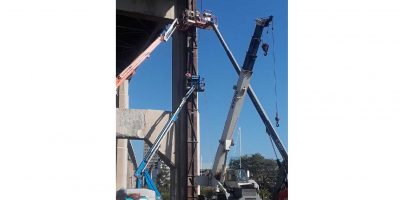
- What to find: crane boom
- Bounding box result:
[211,16,273,182]
[211,18,288,167]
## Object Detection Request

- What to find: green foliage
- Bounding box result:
[156,162,170,200]
[229,153,279,197]
[259,188,272,200]
[200,186,215,198]
[156,164,170,189]
[159,187,170,200]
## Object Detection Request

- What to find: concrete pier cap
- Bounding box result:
[116,108,176,167]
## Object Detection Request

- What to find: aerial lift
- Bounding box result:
[116,10,217,89]
[115,18,178,89]
[210,17,288,200]
[179,9,217,30]
[196,16,273,200]
[130,75,205,200]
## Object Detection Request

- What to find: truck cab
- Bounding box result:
[225,169,259,190]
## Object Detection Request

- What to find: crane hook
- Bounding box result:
[275,112,280,127]
[261,42,269,56]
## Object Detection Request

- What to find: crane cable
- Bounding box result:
[262,24,281,162]
[271,21,280,128]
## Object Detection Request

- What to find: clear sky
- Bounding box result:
[130,0,287,169]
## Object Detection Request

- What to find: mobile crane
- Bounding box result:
[196,16,273,200]
[210,16,288,200]
[116,10,216,89]
[131,75,205,200]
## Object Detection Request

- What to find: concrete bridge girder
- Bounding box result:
[116,108,176,167]
[117,0,175,20]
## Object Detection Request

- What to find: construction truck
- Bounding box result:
[196,16,273,200]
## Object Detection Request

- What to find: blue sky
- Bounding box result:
[130,0,287,169]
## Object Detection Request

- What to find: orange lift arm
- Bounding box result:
[116,18,178,88]
[116,10,218,89]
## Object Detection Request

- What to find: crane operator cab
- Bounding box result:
[225,169,251,189]
[223,169,261,200]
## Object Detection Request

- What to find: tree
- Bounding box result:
[200,186,215,199]
[156,161,170,200]
[156,164,170,189]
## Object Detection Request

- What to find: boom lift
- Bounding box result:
[179,9,217,30]
[210,17,288,200]
[116,18,178,89]
[197,16,273,200]
[133,75,205,200]
[116,10,217,89]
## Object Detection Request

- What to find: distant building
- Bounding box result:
[143,143,170,183]
[143,143,160,168]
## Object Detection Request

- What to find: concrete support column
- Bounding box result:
[171,24,187,200]
[171,1,188,198]
[116,80,129,191]
[127,141,137,188]
[172,0,199,199]
[127,150,134,188]
[116,140,128,190]
[186,1,199,199]
[186,25,199,200]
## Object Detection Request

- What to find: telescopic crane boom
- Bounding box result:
[211,18,288,168]
[211,16,273,184]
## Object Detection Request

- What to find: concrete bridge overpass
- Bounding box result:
[116,0,200,199]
